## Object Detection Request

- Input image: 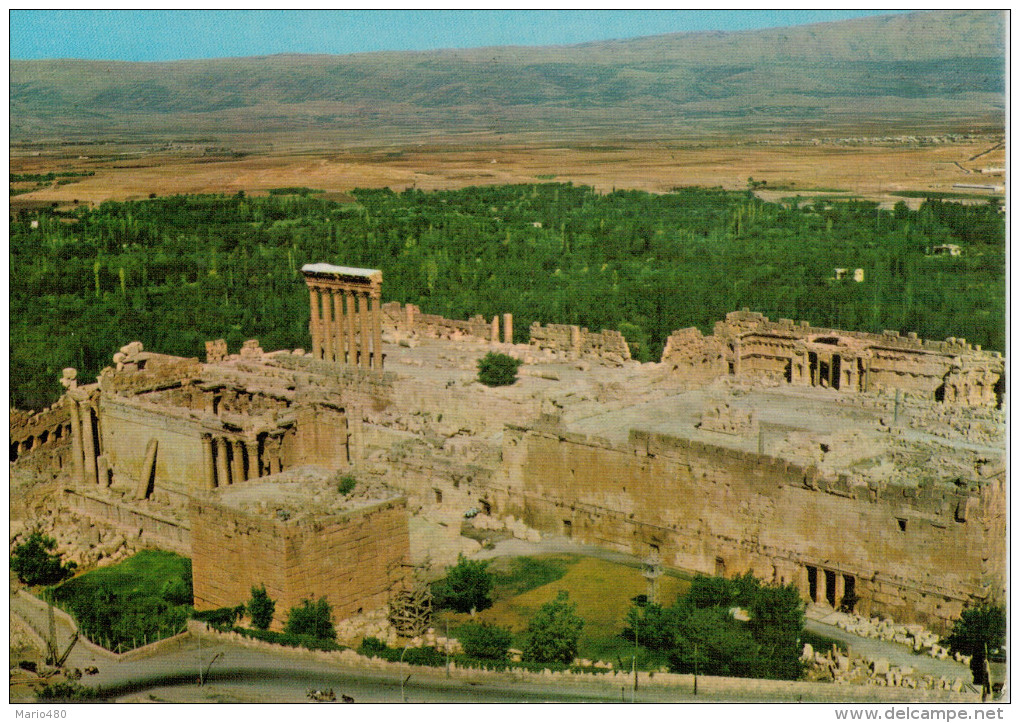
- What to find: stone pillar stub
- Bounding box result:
[491,316,499,343]
[215,436,231,487]
[503,313,513,344]
[201,434,216,490]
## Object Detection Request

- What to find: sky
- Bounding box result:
[9,10,915,62]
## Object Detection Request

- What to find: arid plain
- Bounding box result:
[10,134,1005,209]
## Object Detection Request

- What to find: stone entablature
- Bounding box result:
[302,263,384,369]
[661,311,1004,408]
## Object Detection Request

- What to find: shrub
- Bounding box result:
[687,574,733,609]
[523,591,584,665]
[285,597,336,642]
[192,605,245,626]
[37,681,100,701]
[11,531,77,586]
[432,554,494,613]
[337,474,357,495]
[359,636,389,656]
[476,352,522,387]
[458,622,512,661]
[247,585,276,630]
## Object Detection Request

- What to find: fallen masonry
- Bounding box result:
[9,264,1006,637]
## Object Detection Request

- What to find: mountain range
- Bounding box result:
[10,10,1005,143]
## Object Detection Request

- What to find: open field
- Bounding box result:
[10,137,1004,210]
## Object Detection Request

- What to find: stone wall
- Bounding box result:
[494,426,1004,632]
[529,322,631,363]
[9,403,71,463]
[381,301,510,343]
[65,488,191,555]
[191,496,410,629]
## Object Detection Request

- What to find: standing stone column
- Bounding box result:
[269,437,282,475]
[490,316,499,343]
[322,286,335,363]
[345,291,357,366]
[819,569,830,607]
[67,398,85,486]
[359,292,370,369]
[372,293,383,369]
[503,313,513,344]
[215,436,231,487]
[834,573,846,609]
[232,439,246,483]
[246,440,260,479]
[333,289,346,365]
[201,434,216,490]
[309,286,323,360]
[81,403,99,485]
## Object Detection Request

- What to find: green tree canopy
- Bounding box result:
[433,554,494,613]
[247,584,276,631]
[523,590,585,665]
[284,597,335,642]
[11,531,77,586]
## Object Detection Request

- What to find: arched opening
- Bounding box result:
[994,372,1006,410]
[10,442,19,462]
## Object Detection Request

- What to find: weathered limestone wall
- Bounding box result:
[191,496,410,629]
[660,327,728,381]
[497,426,1004,632]
[99,398,206,500]
[528,322,631,362]
[9,404,72,460]
[381,301,509,343]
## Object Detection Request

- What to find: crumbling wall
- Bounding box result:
[9,403,71,466]
[381,301,506,342]
[498,426,1004,632]
[528,322,631,363]
[191,497,410,629]
[660,327,728,381]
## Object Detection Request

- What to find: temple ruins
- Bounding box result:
[9,263,1007,634]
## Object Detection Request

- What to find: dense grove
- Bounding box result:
[10,184,1004,409]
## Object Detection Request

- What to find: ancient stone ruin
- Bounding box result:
[9,263,1006,635]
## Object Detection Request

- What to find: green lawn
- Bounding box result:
[47,549,193,653]
[440,554,690,667]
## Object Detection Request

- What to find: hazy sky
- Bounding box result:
[10,10,915,62]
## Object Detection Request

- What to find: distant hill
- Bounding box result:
[10,10,1005,143]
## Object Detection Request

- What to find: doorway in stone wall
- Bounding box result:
[807,565,818,603]
[562,519,572,538]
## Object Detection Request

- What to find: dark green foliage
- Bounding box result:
[11,531,77,586]
[284,597,336,642]
[477,352,523,387]
[944,605,1006,687]
[9,187,1004,410]
[192,605,245,626]
[247,584,276,630]
[433,554,494,613]
[746,582,805,680]
[523,591,585,664]
[669,606,761,678]
[47,550,192,652]
[37,680,100,701]
[217,624,342,651]
[357,638,445,666]
[622,572,804,680]
[687,574,733,609]
[457,622,513,661]
[336,474,357,495]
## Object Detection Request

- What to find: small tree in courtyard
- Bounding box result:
[247,584,276,631]
[523,591,584,665]
[477,352,522,387]
[432,554,493,613]
[285,597,336,642]
[11,531,77,586]
[458,621,512,661]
